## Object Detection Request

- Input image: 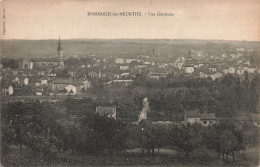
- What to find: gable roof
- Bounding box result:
[200,113,216,120]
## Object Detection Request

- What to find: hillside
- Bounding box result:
[0,39,259,59]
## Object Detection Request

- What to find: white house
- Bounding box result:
[228,67,236,74]
[199,113,216,126]
[209,68,217,72]
[184,66,195,74]
[24,78,29,86]
[83,80,91,89]
[65,84,77,95]
[177,63,183,70]
[210,72,223,81]
[247,68,256,73]
[41,78,48,85]
[185,110,216,126]
[126,58,136,64]
[115,58,124,64]
[223,69,229,74]
[184,110,200,124]
[2,85,14,95]
[36,87,43,96]
[237,69,244,75]
[120,66,129,71]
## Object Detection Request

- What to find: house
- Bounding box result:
[96,106,117,119]
[35,87,43,96]
[51,79,72,91]
[120,66,129,71]
[223,69,229,74]
[184,110,216,126]
[83,79,91,89]
[88,70,101,78]
[228,67,236,74]
[237,68,244,75]
[2,84,14,95]
[199,113,216,126]
[115,58,124,64]
[149,72,168,79]
[68,67,77,77]
[184,110,200,124]
[126,58,137,64]
[112,79,133,86]
[24,77,29,86]
[247,67,256,74]
[177,63,183,70]
[184,66,195,74]
[65,82,82,95]
[41,78,48,85]
[13,76,20,84]
[65,85,77,95]
[210,72,223,81]
[209,67,217,72]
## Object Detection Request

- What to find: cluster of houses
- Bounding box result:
[96,105,259,127]
[1,39,259,98]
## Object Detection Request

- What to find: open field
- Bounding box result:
[1,39,260,59]
[2,146,258,166]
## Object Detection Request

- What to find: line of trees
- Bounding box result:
[1,100,258,162]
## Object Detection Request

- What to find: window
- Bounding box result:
[210,121,213,124]
[203,121,207,124]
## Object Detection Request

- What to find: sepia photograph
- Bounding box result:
[0,0,259,166]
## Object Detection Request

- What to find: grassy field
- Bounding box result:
[1,146,259,166]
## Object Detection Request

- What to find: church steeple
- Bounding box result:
[57,36,63,58]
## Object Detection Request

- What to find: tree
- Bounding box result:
[172,124,202,158]
[220,130,238,161]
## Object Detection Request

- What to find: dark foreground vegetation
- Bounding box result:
[1,73,259,166]
[1,100,259,166]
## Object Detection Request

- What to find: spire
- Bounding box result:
[57,36,62,52]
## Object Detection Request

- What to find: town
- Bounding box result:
[1,39,259,166]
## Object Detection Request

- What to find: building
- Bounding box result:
[199,113,216,126]
[120,65,129,71]
[23,77,29,86]
[96,106,117,119]
[35,87,43,96]
[51,79,72,91]
[2,84,14,95]
[184,66,195,74]
[184,110,200,124]
[209,67,217,72]
[210,72,223,81]
[237,68,244,75]
[21,38,65,70]
[184,110,216,126]
[149,72,168,79]
[115,58,124,64]
[88,70,101,78]
[228,67,236,74]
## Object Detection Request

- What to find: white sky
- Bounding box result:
[0,0,259,41]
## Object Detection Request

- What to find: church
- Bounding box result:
[21,38,65,70]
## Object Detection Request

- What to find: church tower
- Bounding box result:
[57,37,63,58]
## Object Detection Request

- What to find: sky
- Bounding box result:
[0,0,259,41]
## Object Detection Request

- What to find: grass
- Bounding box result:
[1,146,259,167]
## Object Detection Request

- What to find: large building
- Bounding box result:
[21,38,64,70]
